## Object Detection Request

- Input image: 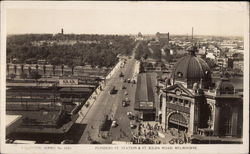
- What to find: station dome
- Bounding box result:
[171,44,211,89]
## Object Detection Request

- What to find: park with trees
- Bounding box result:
[7,34,135,68]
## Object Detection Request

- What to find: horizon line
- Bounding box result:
[7,32,244,38]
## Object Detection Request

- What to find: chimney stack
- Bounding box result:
[167,32,170,44]
[192,27,194,42]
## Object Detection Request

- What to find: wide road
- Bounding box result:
[108,58,138,142]
[77,43,140,144]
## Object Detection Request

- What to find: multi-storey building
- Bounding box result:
[157,45,243,143]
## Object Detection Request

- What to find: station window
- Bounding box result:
[179,99,184,106]
[174,98,178,103]
[184,100,189,107]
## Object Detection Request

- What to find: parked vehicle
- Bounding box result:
[127,112,133,120]
[110,86,117,94]
[125,97,130,102]
[122,101,128,107]
[111,120,118,127]
[119,72,124,77]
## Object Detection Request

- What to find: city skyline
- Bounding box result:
[4,2,248,37]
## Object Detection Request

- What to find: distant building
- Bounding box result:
[138,32,143,37]
[155,32,170,45]
[59,77,79,85]
[37,59,46,65]
[5,77,96,143]
[206,52,216,60]
[233,60,244,72]
[25,58,37,64]
[135,32,144,41]
[216,57,228,68]
[220,43,237,49]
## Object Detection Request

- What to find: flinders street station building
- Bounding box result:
[157,45,243,143]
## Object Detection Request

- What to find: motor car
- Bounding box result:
[127,112,132,116]
[122,85,126,89]
[125,97,129,102]
[127,112,133,120]
[122,101,127,107]
[124,91,128,95]
[110,86,117,95]
[127,79,131,83]
[111,120,118,127]
[119,72,124,77]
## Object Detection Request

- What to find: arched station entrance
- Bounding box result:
[168,112,188,132]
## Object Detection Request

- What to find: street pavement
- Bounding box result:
[76,43,140,144]
[108,58,138,142]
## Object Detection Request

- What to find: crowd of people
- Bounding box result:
[130,122,191,144]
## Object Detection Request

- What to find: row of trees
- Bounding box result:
[7,34,135,68]
[134,41,152,61]
[7,64,75,77]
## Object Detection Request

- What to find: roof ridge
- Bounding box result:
[194,56,204,78]
[172,56,186,80]
[186,55,192,80]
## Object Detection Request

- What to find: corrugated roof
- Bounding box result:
[134,73,155,110]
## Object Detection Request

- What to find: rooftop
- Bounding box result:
[135,73,155,110]
[6,115,22,127]
[6,111,79,134]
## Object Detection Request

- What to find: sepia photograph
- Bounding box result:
[0,1,249,154]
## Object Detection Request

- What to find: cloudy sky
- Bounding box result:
[4,1,248,36]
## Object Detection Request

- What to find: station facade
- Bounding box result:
[157,45,243,138]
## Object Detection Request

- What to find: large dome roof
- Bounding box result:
[171,55,211,80]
